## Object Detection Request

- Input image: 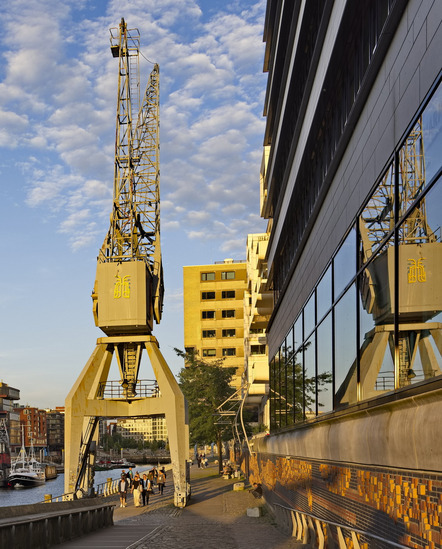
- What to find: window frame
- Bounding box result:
[221,290,235,299]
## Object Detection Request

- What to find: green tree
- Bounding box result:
[175,348,236,473]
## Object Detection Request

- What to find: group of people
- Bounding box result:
[117,465,167,508]
[196,453,209,468]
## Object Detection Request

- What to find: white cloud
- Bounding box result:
[1,0,266,256]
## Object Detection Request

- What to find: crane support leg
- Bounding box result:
[144,338,190,507]
[64,335,190,506]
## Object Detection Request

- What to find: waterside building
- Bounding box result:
[250,1,442,547]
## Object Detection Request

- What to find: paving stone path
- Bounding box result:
[57,464,302,549]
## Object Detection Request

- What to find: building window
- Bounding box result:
[251,344,266,355]
[202,330,216,338]
[269,79,442,434]
[222,309,235,318]
[222,348,236,356]
[222,291,235,299]
[203,349,216,357]
[202,310,215,319]
[222,329,236,337]
[201,272,215,281]
[221,271,235,280]
[202,291,215,300]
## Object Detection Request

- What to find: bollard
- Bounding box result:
[105,478,112,496]
[44,494,52,503]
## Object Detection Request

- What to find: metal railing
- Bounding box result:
[273,502,409,549]
[42,469,149,503]
[97,379,159,399]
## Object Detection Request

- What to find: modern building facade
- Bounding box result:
[243,234,272,427]
[249,1,442,547]
[116,416,167,444]
[183,259,247,388]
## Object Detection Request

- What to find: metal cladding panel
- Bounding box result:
[96,260,152,333]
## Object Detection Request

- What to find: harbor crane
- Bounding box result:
[64,18,190,507]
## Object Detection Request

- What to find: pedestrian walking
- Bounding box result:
[144,475,154,505]
[157,467,166,495]
[127,466,134,487]
[147,468,157,493]
[131,472,142,507]
[141,473,149,506]
[118,473,128,508]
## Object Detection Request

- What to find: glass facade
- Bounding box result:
[270,79,442,432]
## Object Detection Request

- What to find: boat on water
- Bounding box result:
[8,439,46,489]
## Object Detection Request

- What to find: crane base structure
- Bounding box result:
[65,335,190,508]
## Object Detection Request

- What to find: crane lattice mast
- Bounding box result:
[99,19,163,324]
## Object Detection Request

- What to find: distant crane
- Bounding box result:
[65,18,190,507]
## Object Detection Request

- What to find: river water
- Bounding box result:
[0,466,153,508]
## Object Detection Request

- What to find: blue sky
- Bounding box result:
[0,0,267,408]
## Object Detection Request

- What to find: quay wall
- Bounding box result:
[0,498,115,549]
[245,387,442,548]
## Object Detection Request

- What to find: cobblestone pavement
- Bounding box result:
[57,464,302,549]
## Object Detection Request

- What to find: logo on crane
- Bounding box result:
[408,258,426,283]
[114,275,131,298]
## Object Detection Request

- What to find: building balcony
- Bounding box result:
[246,355,269,384]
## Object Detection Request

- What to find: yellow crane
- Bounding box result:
[65,19,190,507]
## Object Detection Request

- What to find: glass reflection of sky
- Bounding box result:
[334,227,356,300]
[422,83,442,185]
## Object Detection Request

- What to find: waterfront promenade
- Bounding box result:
[56,463,301,549]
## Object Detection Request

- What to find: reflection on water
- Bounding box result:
[0,466,153,508]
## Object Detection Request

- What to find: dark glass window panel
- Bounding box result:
[304,294,315,339]
[222,291,235,299]
[334,227,356,300]
[293,345,304,423]
[294,314,303,352]
[334,284,357,407]
[304,332,316,419]
[272,351,282,430]
[250,345,266,355]
[270,357,277,431]
[222,348,236,356]
[285,328,295,426]
[317,265,332,322]
[317,314,333,414]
